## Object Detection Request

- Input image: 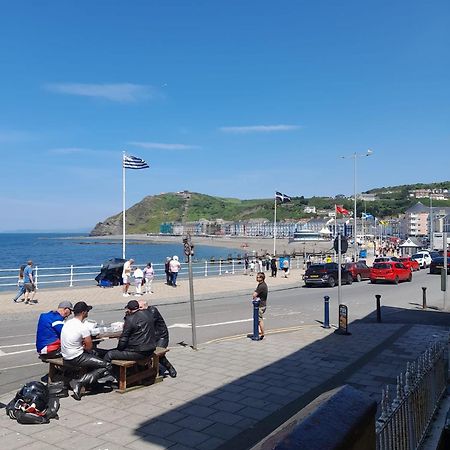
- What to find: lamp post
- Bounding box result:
[430,193,434,250]
[341,149,373,260]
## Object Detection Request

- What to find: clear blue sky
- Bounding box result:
[1,1,449,231]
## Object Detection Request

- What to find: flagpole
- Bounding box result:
[122,151,126,259]
[273,197,277,256]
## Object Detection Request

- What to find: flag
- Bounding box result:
[362,213,374,220]
[123,155,149,170]
[335,205,350,215]
[276,192,292,203]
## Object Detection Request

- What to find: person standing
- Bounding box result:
[282,258,289,278]
[164,257,172,285]
[36,301,73,358]
[252,272,268,340]
[270,258,277,277]
[143,262,155,294]
[122,258,134,297]
[133,266,144,296]
[61,302,114,401]
[23,260,37,304]
[169,256,181,287]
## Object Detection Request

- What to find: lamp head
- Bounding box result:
[366,149,373,156]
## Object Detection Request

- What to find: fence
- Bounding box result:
[376,341,447,450]
[0,258,305,291]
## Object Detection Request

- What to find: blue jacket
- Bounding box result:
[36,311,65,354]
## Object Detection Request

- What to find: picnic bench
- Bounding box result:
[41,347,169,393]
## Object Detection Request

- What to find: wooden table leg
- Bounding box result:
[119,366,127,391]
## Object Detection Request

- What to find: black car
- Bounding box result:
[303,263,353,287]
[429,257,450,275]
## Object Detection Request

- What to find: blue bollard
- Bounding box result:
[323,296,330,329]
[252,298,260,340]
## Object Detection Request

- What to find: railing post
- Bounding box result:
[376,294,382,322]
[204,260,208,277]
[421,287,427,309]
[323,295,330,329]
[232,259,235,274]
[69,265,74,287]
[34,266,39,288]
[219,259,222,276]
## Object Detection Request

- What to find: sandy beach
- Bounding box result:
[80,234,335,256]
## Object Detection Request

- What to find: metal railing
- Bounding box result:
[0,258,304,291]
[376,341,447,450]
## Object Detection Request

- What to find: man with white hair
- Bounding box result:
[169,255,181,287]
[122,258,134,297]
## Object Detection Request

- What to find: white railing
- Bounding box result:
[0,258,304,291]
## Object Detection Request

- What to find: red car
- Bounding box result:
[398,257,420,272]
[370,262,412,284]
[345,261,371,282]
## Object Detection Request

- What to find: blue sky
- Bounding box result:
[1,1,449,231]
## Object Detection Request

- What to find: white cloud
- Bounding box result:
[219,124,301,133]
[44,83,160,103]
[128,141,200,150]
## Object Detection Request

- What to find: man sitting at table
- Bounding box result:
[36,301,73,359]
[103,300,156,364]
[61,301,115,401]
[138,299,177,378]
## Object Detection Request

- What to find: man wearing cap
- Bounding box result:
[103,300,156,364]
[36,301,74,358]
[61,301,114,401]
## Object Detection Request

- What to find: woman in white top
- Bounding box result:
[143,262,155,294]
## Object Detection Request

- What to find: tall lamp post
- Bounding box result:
[430,193,434,250]
[341,149,373,260]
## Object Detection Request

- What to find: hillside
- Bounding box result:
[90,184,450,235]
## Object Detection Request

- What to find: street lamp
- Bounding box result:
[340,149,373,260]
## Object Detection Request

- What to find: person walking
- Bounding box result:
[252,272,268,340]
[23,260,37,304]
[282,258,289,278]
[169,256,181,287]
[270,257,277,277]
[12,264,26,303]
[164,257,172,285]
[122,258,134,297]
[133,266,144,296]
[143,262,155,294]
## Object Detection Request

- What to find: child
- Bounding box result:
[133,266,144,296]
[143,262,155,294]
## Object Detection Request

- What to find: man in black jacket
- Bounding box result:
[103,300,156,363]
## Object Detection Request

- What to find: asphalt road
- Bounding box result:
[0,270,447,396]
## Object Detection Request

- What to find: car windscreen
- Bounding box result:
[411,253,423,259]
[373,263,391,269]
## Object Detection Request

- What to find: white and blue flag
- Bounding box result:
[123,154,149,170]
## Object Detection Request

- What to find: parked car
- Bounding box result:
[411,251,432,269]
[303,263,353,288]
[429,251,442,260]
[370,262,412,284]
[373,257,399,264]
[399,256,420,272]
[345,261,371,282]
[429,257,450,274]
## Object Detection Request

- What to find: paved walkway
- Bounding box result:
[1,260,449,450]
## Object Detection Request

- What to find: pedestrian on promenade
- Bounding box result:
[282,258,289,278]
[169,256,181,287]
[23,260,37,304]
[138,300,177,378]
[122,258,134,297]
[12,264,26,303]
[164,257,172,285]
[244,257,249,275]
[133,266,144,296]
[36,301,73,358]
[143,262,155,294]
[270,257,277,277]
[265,256,271,271]
[252,272,268,340]
[249,260,255,273]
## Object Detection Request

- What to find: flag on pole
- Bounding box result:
[335,204,350,215]
[276,192,292,203]
[362,213,374,220]
[123,155,149,170]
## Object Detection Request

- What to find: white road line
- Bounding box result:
[0,349,36,356]
[0,350,5,356]
[169,318,253,329]
[0,342,34,349]
[0,362,42,371]
[0,333,35,339]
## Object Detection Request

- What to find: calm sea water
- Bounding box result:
[0,233,243,269]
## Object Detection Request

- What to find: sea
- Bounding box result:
[0,233,243,269]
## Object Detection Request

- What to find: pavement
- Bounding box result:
[0,262,449,450]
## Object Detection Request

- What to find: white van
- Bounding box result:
[411,251,432,269]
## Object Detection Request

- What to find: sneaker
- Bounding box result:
[123,293,130,297]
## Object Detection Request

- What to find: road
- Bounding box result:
[0,270,447,396]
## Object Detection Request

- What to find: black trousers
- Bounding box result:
[103,349,153,364]
[63,352,112,387]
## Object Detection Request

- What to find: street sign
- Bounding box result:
[336,304,351,335]
[334,235,348,254]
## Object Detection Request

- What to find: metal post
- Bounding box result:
[323,295,330,329]
[376,294,382,322]
[204,260,207,277]
[232,259,235,274]
[219,259,222,276]
[69,265,74,287]
[34,266,39,288]
[443,232,448,310]
[252,298,260,340]
[422,287,427,309]
[338,233,342,306]
[188,253,197,350]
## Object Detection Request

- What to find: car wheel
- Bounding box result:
[356,274,362,282]
[347,276,353,285]
[328,276,335,288]
[394,276,399,285]
[371,279,377,284]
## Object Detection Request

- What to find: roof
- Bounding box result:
[405,202,429,214]
[399,237,422,248]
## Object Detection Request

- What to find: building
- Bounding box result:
[402,202,430,237]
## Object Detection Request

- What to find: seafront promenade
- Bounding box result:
[0,261,448,449]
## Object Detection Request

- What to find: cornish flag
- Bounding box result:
[276,192,292,203]
[123,154,149,170]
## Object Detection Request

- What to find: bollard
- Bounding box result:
[422,287,427,309]
[323,296,330,329]
[252,298,260,340]
[375,294,382,323]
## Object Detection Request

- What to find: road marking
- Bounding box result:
[0,333,35,339]
[168,318,253,329]
[0,349,35,356]
[0,362,42,371]
[0,342,34,349]
[0,350,5,356]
